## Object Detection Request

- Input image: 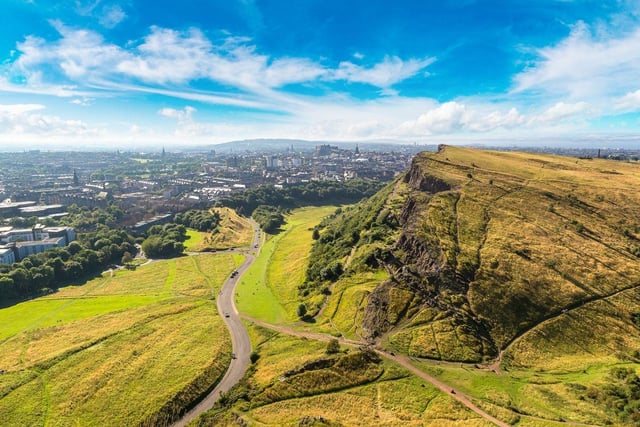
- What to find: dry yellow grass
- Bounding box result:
[0,253,236,426]
[208,207,253,249]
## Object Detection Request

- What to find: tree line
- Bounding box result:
[218,179,385,217]
[0,227,136,304]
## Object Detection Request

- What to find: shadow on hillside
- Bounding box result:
[301,315,316,323]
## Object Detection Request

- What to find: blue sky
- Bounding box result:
[1,0,640,148]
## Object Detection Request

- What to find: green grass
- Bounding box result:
[184,228,207,251]
[195,322,492,427]
[413,358,633,426]
[0,253,237,426]
[236,206,336,323]
[314,270,389,339]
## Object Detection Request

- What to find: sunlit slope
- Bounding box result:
[0,254,237,426]
[309,145,640,363]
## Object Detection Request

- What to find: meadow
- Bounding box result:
[236,206,337,323]
[0,253,240,426]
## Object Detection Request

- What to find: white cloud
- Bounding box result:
[513,22,640,100]
[70,97,94,106]
[0,103,95,136]
[159,105,196,121]
[395,102,526,136]
[7,23,433,103]
[99,5,126,28]
[117,27,210,84]
[531,101,592,124]
[75,0,101,16]
[0,104,45,114]
[14,20,128,83]
[333,55,435,88]
[615,89,640,111]
[410,101,467,133]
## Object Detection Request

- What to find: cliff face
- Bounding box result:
[309,146,640,363]
[359,155,495,361]
[403,158,451,193]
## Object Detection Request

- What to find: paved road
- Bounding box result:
[172,222,261,427]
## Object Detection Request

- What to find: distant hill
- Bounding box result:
[306,145,640,365]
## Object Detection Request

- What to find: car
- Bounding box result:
[224,312,230,318]
[231,353,237,359]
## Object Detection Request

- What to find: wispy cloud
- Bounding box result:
[531,101,593,124]
[99,4,127,28]
[615,89,640,111]
[6,22,432,103]
[513,21,640,100]
[334,56,435,89]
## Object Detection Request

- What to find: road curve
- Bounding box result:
[172,221,261,427]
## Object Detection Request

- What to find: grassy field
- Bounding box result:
[194,323,493,426]
[0,253,237,426]
[184,228,207,252]
[236,206,336,323]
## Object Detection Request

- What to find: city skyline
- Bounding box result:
[2,0,640,148]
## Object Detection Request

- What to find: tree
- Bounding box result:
[326,338,340,354]
[121,251,133,265]
[312,228,320,240]
[297,303,307,318]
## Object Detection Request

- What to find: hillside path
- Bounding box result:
[171,220,261,427]
[243,315,508,427]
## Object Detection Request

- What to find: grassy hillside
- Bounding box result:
[0,253,240,426]
[307,146,640,365]
[184,207,253,251]
[193,324,492,426]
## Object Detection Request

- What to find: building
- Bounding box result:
[0,225,76,264]
[131,213,173,234]
[0,246,16,264]
[15,238,66,259]
[0,200,37,217]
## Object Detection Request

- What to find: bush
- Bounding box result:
[297,303,307,318]
[326,339,340,354]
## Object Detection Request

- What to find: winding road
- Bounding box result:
[172,218,507,426]
[171,222,261,427]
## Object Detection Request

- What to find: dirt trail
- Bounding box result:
[243,315,509,427]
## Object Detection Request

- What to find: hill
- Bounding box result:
[307,145,640,365]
